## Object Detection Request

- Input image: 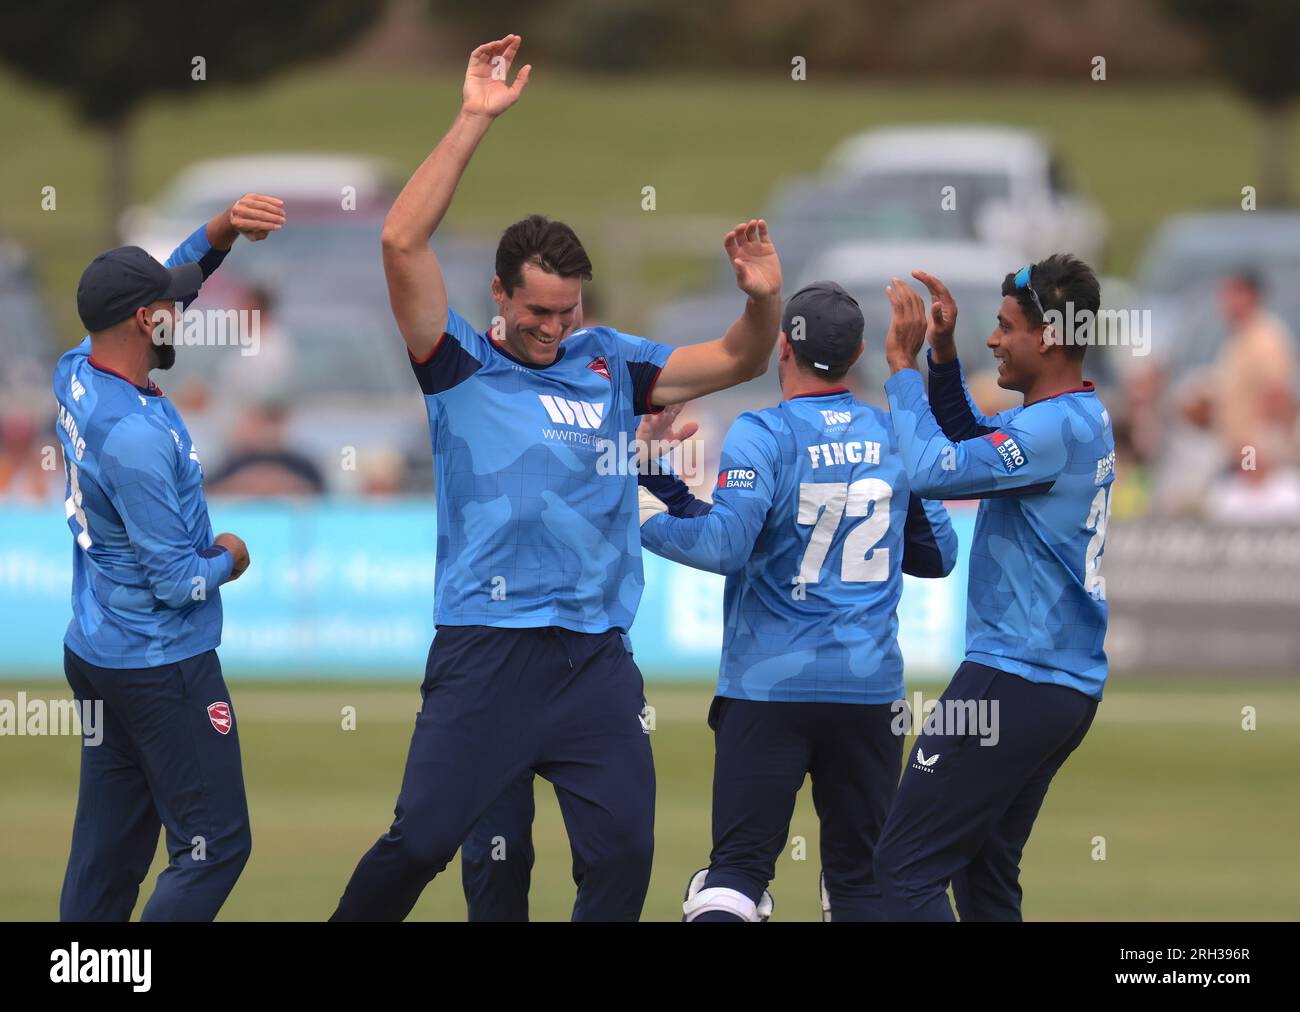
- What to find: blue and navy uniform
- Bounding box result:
[874,352,1112,921]
[641,388,957,704]
[55,225,251,922]
[332,310,673,923]
[639,388,958,920]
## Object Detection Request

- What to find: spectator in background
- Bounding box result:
[205,399,325,497]
[1162,271,1299,517]
[215,284,294,410]
[1205,443,1300,524]
[1209,270,1297,467]
[0,403,58,503]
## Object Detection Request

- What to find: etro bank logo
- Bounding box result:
[539,394,607,446]
[984,430,1027,473]
[718,467,757,491]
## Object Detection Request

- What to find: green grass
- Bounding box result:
[2,676,1298,921]
[3,64,1300,340]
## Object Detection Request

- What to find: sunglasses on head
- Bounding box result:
[1013,264,1047,324]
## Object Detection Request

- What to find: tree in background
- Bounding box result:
[0,0,386,242]
[1167,0,1300,204]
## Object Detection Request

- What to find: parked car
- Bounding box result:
[821,124,1106,268]
[122,153,398,254]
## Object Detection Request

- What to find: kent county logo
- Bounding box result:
[588,356,611,382]
[538,394,606,430]
[718,467,757,490]
[984,430,1027,473]
[911,748,940,773]
[207,701,232,735]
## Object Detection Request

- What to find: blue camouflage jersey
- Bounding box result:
[55,225,233,668]
[410,308,674,633]
[639,388,957,705]
[885,353,1114,699]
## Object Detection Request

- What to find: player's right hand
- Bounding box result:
[912,269,958,363]
[213,532,250,582]
[462,35,531,119]
[229,194,285,242]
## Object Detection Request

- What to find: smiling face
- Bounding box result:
[491,263,583,366]
[988,294,1048,392]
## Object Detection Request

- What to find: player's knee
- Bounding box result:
[390,827,457,879]
[584,831,654,882]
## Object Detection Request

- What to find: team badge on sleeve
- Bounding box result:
[984,431,1027,473]
[717,467,758,491]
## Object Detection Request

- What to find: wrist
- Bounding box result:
[206,208,239,251]
[928,335,957,364]
[457,106,496,129]
[887,354,918,375]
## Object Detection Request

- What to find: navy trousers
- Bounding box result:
[331,625,655,921]
[874,661,1098,921]
[701,696,903,922]
[60,645,251,922]
[460,771,538,922]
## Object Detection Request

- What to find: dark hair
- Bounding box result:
[1002,253,1101,360]
[495,214,593,295]
[1224,268,1264,296]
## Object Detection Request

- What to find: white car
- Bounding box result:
[121,153,398,260]
[821,125,1106,268]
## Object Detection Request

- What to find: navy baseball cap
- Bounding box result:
[781,280,865,372]
[76,246,204,333]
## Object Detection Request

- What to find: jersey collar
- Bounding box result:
[88,356,162,396]
[787,386,851,400]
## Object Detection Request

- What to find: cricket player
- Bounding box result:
[330,35,782,921]
[633,281,957,922]
[54,193,287,920]
[874,257,1112,921]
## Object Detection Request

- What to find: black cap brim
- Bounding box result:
[160,262,204,301]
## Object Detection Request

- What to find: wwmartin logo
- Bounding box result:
[538,394,605,430]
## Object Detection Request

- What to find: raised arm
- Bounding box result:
[650,220,782,406]
[912,269,1019,439]
[382,35,531,359]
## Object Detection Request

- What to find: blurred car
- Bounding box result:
[126,155,499,493]
[821,124,1106,268]
[121,153,398,252]
[1135,211,1300,383]
[0,238,57,394]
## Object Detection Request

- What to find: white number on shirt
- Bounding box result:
[65,460,93,550]
[796,478,891,584]
[1084,486,1110,601]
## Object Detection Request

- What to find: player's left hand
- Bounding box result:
[229,194,285,242]
[884,276,928,373]
[637,401,699,450]
[726,219,781,301]
[635,401,698,472]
